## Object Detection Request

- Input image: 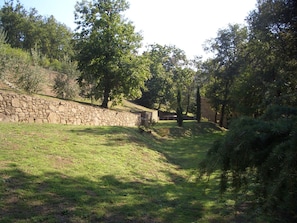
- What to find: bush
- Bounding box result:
[16,65,43,93]
[0,39,44,93]
[53,72,79,99]
[0,29,8,78]
[50,59,62,72]
[200,105,297,222]
[13,47,44,93]
[53,56,80,99]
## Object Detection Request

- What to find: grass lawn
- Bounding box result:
[0,120,241,223]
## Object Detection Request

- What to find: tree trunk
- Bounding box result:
[185,92,190,115]
[219,103,226,127]
[219,81,230,127]
[101,87,110,108]
[176,89,183,127]
[196,85,201,122]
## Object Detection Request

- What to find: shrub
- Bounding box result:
[200,105,297,222]
[53,72,79,99]
[16,67,43,93]
[50,59,62,72]
[53,56,80,99]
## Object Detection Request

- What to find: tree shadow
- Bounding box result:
[1,166,206,223]
[60,125,231,221]
[69,126,155,148]
[68,125,222,171]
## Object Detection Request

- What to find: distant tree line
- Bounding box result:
[0,0,73,60]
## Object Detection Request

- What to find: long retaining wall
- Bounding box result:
[0,90,141,127]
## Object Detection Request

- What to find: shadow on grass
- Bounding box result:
[1,165,208,223]
[0,123,241,222]
[69,123,224,171]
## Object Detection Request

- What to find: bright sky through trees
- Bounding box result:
[1,0,257,59]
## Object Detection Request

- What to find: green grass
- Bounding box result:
[0,120,245,223]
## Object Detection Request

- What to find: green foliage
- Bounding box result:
[53,73,78,99]
[53,56,80,99]
[241,0,297,113]
[200,105,297,221]
[49,59,62,71]
[0,42,29,77]
[75,0,149,108]
[0,38,44,93]
[0,29,8,78]
[203,0,297,126]
[199,2,297,221]
[137,44,196,111]
[0,0,74,60]
[16,65,43,93]
[14,47,43,93]
[203,24,248,127]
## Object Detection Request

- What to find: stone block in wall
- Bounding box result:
[12,115,18,122]
[47,112,60,124]
[0,113,9,122]
[28,117,35,123]
[11,98,20,107]
[58,106,65,112]
[49,104,56,111]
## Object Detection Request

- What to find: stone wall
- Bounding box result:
[0,90,141,127]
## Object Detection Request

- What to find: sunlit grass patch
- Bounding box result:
[0,121,231,222]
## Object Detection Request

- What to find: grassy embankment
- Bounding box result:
[0,120,242,223]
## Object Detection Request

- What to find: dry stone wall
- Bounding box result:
[0,90,141,127]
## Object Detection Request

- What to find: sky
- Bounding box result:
[1,0,257,59]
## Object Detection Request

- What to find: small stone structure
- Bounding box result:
[140,111,159,127]
[0,90,141,126]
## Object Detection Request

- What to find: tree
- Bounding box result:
[74,0,149,108]
[204,24,248,127]
[0,0,27,48]
[40,15,74,60]
[174,66,197,115]
[143,44,174,109]
[0,0,74,60]
[137,44,191,110]
[200,0,297,221]
[234,0,297,115]
[200,106,297,221]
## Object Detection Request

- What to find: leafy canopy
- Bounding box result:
[74,0,150,108]
[0,0,73,60]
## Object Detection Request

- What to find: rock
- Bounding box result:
[47,112,60,124]
[11,98,20,107]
